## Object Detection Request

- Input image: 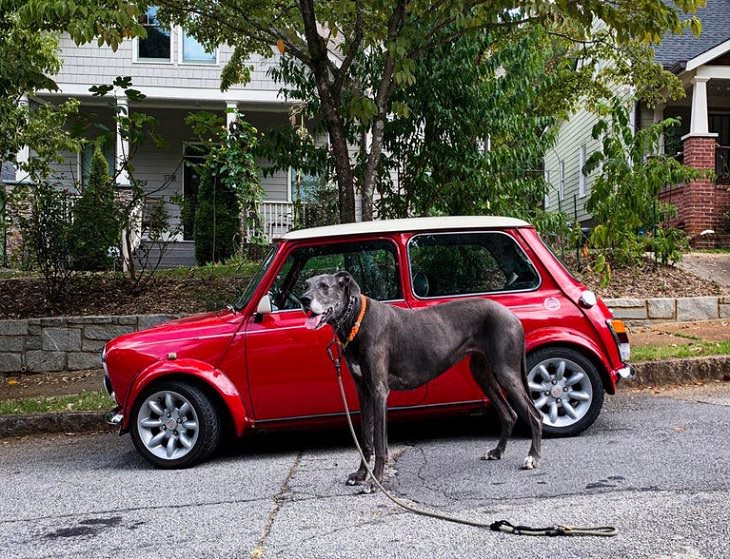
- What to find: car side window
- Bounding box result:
[270,240,402,310]
[408,232,539,297]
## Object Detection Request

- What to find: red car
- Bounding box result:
[103,216,632,468]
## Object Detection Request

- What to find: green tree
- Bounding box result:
[69,145,121,271]
[584,97,702,267]
[186,111,264,261]
[192,167,241,265]
[0,7,80,184]
[151,0,701,223]
[378,26,563,220]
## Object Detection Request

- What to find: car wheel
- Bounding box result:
[131,380,220,468]
[526,347,604,437]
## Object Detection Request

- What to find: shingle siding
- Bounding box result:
[55,34,279,94]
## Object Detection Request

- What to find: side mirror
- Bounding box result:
[256,294,272,316]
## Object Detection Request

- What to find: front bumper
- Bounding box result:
[105,407,124,435]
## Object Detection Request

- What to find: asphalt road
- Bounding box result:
[2,385,730,559]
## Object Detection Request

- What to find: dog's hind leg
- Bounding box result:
[347,373,374,486]
[496,366,543,470]
[470,354,518,461]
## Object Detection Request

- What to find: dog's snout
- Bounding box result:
[300,294,312,310]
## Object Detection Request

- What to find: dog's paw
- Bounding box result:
[482,449,502,461]
[359,480,378,495]
[346,471,367,486]
[521,456,539,470]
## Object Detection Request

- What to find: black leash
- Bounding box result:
[326,337,618,538]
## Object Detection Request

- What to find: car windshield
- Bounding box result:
[234,244,278,310]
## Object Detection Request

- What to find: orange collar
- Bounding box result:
[343,295,367,347]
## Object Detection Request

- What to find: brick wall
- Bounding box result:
[0,314,183,374]
[660,136,730,245]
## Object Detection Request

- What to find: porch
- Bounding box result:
[653,58,730,245]
[8,97,302,267]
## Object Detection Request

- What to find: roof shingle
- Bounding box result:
[653,0,730,68]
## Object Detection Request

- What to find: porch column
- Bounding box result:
[688,76,711,135]
[115,95,139,272]
[15,95,30,183]
[680,76,718,241]
[653,103,665,154]
[115,95,131,186]
[226,101,238,134]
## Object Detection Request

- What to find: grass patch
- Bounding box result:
[157,257,261,281]
[632,340,730,362]
[0,390,114,416]
[694,248,730,254]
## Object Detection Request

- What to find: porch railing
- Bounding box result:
[717,146,730,184]
[247,201,299,242]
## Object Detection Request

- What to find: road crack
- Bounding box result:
[249,449,303,559]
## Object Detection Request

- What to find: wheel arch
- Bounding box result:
[526,330,616,395]
[122,359,250,437]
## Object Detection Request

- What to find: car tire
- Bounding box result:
[131,380,220,468]
[526,347,604,437]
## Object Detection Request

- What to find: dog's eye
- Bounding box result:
[320,283,328,291]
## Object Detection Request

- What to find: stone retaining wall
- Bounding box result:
[0,314,183,374]
[605,296,730,324]
[0,296,726,373]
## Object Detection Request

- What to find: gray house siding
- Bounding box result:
[42,105,291,206]
[56,35,279,95]
[544,106,602,224]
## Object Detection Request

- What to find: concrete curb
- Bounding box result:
[0,357,728,438]
[631,355,730,387]
[0,411,114,438]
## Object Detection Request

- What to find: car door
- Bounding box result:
[405,230,541,406]
[245,237,426,422]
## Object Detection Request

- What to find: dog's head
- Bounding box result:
[299,271,361,331]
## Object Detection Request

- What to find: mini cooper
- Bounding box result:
[103,216,632,468]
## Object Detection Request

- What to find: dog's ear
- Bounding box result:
[335,271,361,298]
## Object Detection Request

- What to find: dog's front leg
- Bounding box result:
[347,371,374,486]
[363,379,389,493]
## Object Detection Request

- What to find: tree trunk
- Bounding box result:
[360,130,373,221]
[299,0,356,223]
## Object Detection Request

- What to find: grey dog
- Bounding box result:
[300,271,542,491]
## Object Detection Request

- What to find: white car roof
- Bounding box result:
[279,216,531,241]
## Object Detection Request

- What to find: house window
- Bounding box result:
[181,31,216,64]
[578,145,586,198]
[559,160,565,201]
[80,144,115,189]
[138,7,171,61]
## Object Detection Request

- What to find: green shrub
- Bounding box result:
[69,145,121,271]
[193,166,241,265]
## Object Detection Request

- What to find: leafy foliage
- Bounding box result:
[378,26,564,220]
[150,0,703,223]
[69,146,121,271]
[584,97,701,267]
[192,167,241,265]
[8,182,76,303]
[186,111,265,259]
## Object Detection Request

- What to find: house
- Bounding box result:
[5,7,309,267]
[544,0,730,246]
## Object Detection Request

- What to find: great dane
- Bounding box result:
[299,271,542,492]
